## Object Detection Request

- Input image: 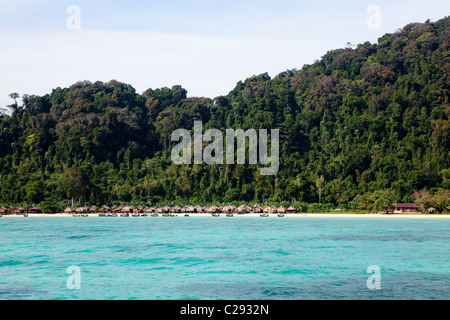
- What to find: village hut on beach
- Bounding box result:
[277,206,287,214]
[75,207,88,214]
[234,204,251,214]
[0,207,9,215]
[99,205,111,214]
[88,206,97,214]
[64,207,75,214]
[222,205,235,213]
[28,206,41,214]
[286,205,297,213]
[393,203,419,213]
[253,205,262,213]
[135,205,144,213]
[206,206,219,213]
[263,205,277,214]
[11,207,24,215]
[171,205,182,213]
[113,206,123,214]
[122,206,134,214]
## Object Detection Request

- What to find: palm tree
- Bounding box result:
[8,93,19,105]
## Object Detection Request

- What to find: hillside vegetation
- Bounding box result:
[0,17,449,212]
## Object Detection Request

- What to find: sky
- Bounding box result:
[0,0,449,109]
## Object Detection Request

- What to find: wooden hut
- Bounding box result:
[75,207,88,214]
[113,206,123,213]
[263,205,277,214]
[28,206,41,214]
[286,205,297,213]
[171,205,182,213]
[253,204,262,213]
[64,207,75,214]
[0,207,9,215]
[122,206,134,214]
[222,205,235,213]
[393,203,419,213]
[11,207,24,215]
[88,206,98,213]
[99,205,111,213]
[277,206,287,213]
[206,206,219,213]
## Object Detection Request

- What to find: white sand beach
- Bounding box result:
[1,213,449,218]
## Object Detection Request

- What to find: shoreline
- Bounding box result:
[1,213,449,218]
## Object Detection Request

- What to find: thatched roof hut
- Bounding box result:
[122,206,134,213]
[99,205,111,213]
[239,204,252,213]
[64,207,75,214]
[28,206,41,214]
[11,207,24,214]
[222,205,235,213]
[146,206,157,213]
[161,206,170,213]
[286,205,297,213]
[113,206,123,213]
[206,206,219,213]
[253,204,262,213]
[171,205,182,213]
[0,207,9,214]
[75,207,88,213]
[88,206,97,213]
[195,206,204,213]
[263,205,277,213]
[277,206,286,213]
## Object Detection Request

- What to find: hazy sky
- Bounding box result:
[0,0,448,108]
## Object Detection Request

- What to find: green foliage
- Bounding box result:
[0,18,449,211]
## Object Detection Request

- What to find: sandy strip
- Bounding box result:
[1,213,449,218]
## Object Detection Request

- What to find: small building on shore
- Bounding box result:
[286,205,297,213]
[277,206,287,213]
[28,206,41,214]
[393,203,419,213]
[0,207,9,215]
[253,205,262,213]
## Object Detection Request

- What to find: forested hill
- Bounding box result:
[0,17,449,211]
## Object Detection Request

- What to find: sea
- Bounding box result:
[0,216,449,300]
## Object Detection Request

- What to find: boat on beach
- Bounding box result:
[278,214,285,217]
[81,213,89,217]
[260,213,269,217]
[151,213,158,217]
[226,213,234,217]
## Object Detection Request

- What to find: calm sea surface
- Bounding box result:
[0,216,449,300]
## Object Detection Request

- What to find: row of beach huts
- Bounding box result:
[0,204,298,216]
[64,204,298,216]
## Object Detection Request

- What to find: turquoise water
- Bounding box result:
[0,216,449,300]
